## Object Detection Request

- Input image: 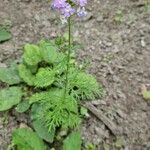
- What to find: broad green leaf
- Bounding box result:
[39,40,57,63]
[0,87,22,111]
[34,68,55,88]
[0,66,21,85]
[15,100,30,113]
[18,64,35,86]
[23,44,42,66]
[32,120,55,143]
[0,30,12,42]
[31,103,55,143]
[143,91,150,100]
[63,131,81,150]
[31,103,42,120]
[12,128,46,150]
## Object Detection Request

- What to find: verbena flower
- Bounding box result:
[51,0,88,19]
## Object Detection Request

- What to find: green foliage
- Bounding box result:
[63,131,81,150]
[0,87,22,111]
[12,128,46,150]
[34,68,55,88]
[39,40,58,63]
[0,66,21,85]
[86,143,97,150]
[32,119,55,143]
[31,104,55,143]
[15,100,30,113]
[23,44,42,66]
[68,68,102,100]
[0,29,12,42]
[30,89,80,131]
[114,10,123,24]
[0,38,103,149]
[145,0,150,11]
[143,90,150,100]
[18,64,35,86]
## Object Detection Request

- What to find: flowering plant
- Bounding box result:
[51,0,87,19]
[0,0,104,149]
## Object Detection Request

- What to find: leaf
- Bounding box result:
[32,120,55,143]
[115,137,124,148]
[141,84,150,100]
[0,87,23,111]
[15,100,30,113]
[34,68,55,88]
[18,64,35,86]
[80,106,89,117]
[0,66,21,85]
[39,40,57,63]
[31,104,55,143]
[63,131,81,150]
[143,91,150,99]
[0,30,12,42]
[12,128,46,150]
[68,68,103,100]
[23,44,42,66]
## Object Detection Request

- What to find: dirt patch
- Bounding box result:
[0,0,150,149]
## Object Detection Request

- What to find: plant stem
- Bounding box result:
[64,17,71,97]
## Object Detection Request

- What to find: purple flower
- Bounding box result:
[75,0,87,7]
[77,7,87,17]
[61,3,75,17]
[51,0,66,9]
[51,0,88,19]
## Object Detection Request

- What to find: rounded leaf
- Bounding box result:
[0,87,23,111]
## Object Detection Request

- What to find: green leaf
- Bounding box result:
[32,119,55,143]
[0,30,12,42]
[0,87,22,111]
[15,100,30,113]
[31,104,55,143]
[68,68,103,100]
[0,66,21,85]
[115,137,124,148]
[39,40,57,63]
[34,68,55,88]
[63,131,81,150]
[18,64,35,86]
[23,44,42,66]
[143,90,150,100]
[12,128,46,150]
[80,106,88,116]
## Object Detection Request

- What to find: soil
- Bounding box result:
[0,0,150,150]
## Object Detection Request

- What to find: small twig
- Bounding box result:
[83,103,121,136]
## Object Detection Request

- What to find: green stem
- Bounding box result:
[64,17,71,97]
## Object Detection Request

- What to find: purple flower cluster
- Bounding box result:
[51,0,87,18]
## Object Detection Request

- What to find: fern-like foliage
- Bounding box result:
[0,39,104,137]
[34,68,55,88]
[30,89,80,131]
[68,68,103,100]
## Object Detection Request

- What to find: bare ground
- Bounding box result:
[0,0,150,150]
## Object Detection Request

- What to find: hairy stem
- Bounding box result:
[64,17,71,97]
